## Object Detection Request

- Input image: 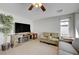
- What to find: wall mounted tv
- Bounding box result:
[15,23,31,33]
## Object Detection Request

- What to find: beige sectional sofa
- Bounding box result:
[39,32,59,46]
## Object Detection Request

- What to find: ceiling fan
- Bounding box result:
[28,3,46,12]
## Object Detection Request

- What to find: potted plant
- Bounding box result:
[0,14,13,51]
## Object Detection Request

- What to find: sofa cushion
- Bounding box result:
[52,33,59,38]
[42,36,48,39]
[49,37,58,42]
[43,32,50,37]
[59,41,78,54]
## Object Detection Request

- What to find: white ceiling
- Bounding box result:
[0,3,79,21]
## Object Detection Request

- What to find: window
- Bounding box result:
[60,18,70,37]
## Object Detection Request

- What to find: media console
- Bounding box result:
[11,32,38,47]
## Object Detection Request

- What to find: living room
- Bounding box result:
[0,3,79,55]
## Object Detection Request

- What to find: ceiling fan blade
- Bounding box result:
[40,5,46,12]
[28,4,33,10]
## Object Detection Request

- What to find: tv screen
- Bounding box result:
[15,23,31,33]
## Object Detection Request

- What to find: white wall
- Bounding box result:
[33,14,75,38]
[33,17,60,35]
[72,13,79,50]
[75,13,79,38]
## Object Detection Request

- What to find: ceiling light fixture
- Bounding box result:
[28,3,46,12]
[32,3,42,8]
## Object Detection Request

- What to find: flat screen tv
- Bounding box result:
[15,23,31,33]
